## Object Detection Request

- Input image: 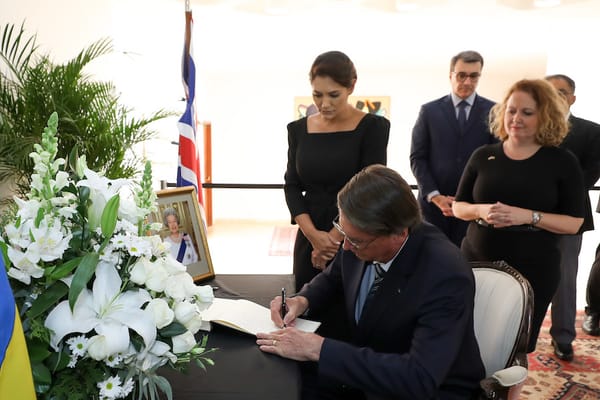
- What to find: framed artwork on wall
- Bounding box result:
[293,95,391,120]
[150,186,215,282]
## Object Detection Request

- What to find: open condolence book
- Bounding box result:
[200,298,321,335]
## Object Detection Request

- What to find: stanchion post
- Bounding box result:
[203,121,213,227]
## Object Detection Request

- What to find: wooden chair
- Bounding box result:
[471,260,533,400]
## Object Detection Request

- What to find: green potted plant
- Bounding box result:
[0,22,172,201]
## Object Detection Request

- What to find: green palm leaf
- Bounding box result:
[0,21,174,201]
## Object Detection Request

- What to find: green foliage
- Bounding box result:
[47,359,108,400]
[0,21,173,200]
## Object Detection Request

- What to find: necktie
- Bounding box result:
[359,263,385,319]
[457,100,468,132]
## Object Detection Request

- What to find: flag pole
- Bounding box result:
[177,0,204,205]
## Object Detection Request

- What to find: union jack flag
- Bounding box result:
[176,7,203,204]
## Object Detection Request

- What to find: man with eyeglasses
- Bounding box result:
[545,74,600,361]
[410,50,496,247]
[257,164,484,399]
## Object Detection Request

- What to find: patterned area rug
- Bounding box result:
[522,310,600,399]
[268,226,297,256]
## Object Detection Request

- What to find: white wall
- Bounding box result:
[2,0,600,221]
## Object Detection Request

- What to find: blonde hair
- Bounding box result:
[489,79,569,146]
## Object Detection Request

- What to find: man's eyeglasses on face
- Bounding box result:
[332,219,376,250]
[453,72,481,82]
[557,88,573,97]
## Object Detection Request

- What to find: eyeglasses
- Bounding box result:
[332,219,377,250]
[453,72,481,82]
[557,88,573,96]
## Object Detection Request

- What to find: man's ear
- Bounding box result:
[391,228,409,246]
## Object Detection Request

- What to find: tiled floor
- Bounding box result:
[206,219,294,276]
[206,212,600,311]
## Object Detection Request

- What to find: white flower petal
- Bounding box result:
[92,262,122,311]
[93,322,130,357]
[146,298,174,329]
[172,331,196,353]
[45,291,98,350]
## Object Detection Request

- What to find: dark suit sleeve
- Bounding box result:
[283,120,307,223]
[410,105,437,199]
[317,251,478,398]
[575,118,600,189]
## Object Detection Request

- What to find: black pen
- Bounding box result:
[280,287,287,328]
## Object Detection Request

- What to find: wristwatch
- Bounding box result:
[531,211,542,226]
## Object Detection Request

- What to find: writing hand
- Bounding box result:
[269,295,308,328]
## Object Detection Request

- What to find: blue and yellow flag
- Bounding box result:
[0,257,35,399]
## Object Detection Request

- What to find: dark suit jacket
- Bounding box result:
[560,115,600,232]
[299,222,485,400]
[410,94,496,206]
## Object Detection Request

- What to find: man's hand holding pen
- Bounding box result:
[269,293,309,329]
[258,293,322,362]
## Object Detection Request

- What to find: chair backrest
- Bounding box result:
[471,260,533,378]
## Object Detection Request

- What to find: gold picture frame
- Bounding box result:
[150,186,215,282]
[293,95,391,119]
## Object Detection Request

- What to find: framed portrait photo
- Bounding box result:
[150,186,215,282]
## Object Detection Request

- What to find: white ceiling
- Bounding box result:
[188,0,598,17]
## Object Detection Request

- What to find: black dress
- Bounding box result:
[284,113,389,338]
[455,142,585,351]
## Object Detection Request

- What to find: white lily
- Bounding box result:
[7,247,44,284]
[45,261,156,356]
[136,341,174,371]
[76,168,129,230]
[14,196,42,221]
[28,220,72,262]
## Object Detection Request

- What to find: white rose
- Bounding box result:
[129,258,149,285]
[145,298,174,328]
[87,335,111,361]
[145,263,169,292]
[162,255,187,275]
[174,301,197,324]
[172,331,196,353]
[164,273,192,301]
[183,313,205,335]
[194,285,215,304]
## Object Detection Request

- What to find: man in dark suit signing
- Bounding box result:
[410,50,496,247]
[545,74,600,361]
[257,165,484,400]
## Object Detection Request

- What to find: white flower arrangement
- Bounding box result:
[1,113,215,400]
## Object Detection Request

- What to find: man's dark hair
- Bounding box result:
[545,74,576,93]
[337,164,421,236]
[450,50,484,72]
